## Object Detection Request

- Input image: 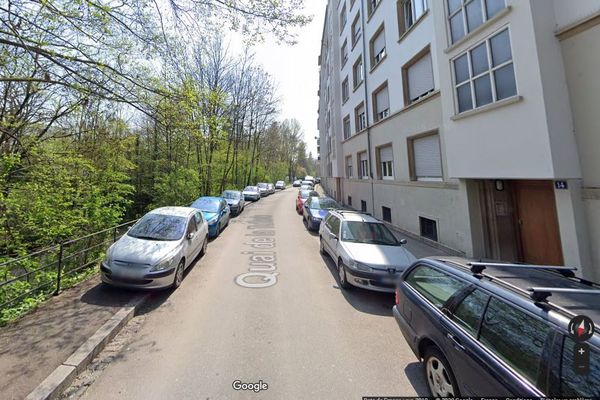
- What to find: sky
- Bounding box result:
[228,1,326,157]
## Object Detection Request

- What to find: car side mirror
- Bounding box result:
[187,232,196,240]
[400,239,407,245]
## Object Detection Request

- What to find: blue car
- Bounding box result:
[302,196,341,231]
[191,196,230,238]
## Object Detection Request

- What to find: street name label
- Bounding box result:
[235,215,279,288]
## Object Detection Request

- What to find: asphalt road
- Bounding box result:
[78,188,429,400]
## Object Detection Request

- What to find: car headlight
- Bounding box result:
[150,257,175,272]
[348,260,372,272]
[208,215,219,224]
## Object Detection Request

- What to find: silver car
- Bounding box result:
[257,182,269,197]
[100,207,208,289]
[319,210,416,293]
[242,186,261,201]
[222,190,245,215]
[275,181,285,190]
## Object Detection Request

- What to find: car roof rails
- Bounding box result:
[528,287,600,302]
[337,210,371,216]
[467,261,578,277]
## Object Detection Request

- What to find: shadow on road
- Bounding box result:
[320,253,395,317]
[404,362,430,396]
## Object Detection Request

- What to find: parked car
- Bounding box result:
[257,182,269,197]
[315,177,321,184]
[100,207,208,289]
[292,180,302,187]
[304,175,315,184]
[296,189,319,213]
[242,186,261,201]
[303,196,341,231]
[191,196,230,238]
[267,183,275,194]
[300,184,313,191]
[222,190,245,215]
[275,180,286,190]
[319,210,415,292]
[393,258,600,397]
[301,180,314,188]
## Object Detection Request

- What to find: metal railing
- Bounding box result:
[0,219,138,316]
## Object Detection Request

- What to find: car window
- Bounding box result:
[341,221,398,246]
[560,336,600,397]
[452,289,490,336]
[329,216,340,236]
[194,212,203,225]
[191,198,220,212]
[479,297,551,386]
[128,214,187,241]
[324,214,333,230]
[405,265,469,308]
[187,216,197,234]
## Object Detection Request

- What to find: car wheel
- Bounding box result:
[200,237,208,256]
[172,260,185,289]
[338,261,351,290]
[423,346,459,398]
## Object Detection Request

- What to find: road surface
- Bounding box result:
[76,188,429,399]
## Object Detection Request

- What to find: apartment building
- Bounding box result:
[318,0,599,280]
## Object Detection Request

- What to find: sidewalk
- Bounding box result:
[0,277,143,400]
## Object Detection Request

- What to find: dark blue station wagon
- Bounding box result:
[393,257,600,397]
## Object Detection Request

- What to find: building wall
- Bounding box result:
[559,21,600,280]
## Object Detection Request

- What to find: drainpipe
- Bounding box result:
[359,0,376,215]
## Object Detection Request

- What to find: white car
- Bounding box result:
[304,175,315,184]
[275,181,285,190]
[242,186,261,201]
[101,207,208,290]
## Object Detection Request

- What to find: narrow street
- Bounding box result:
[76,189,428,399]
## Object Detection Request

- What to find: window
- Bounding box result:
[330,215,341,236]
[372,83,390,122]
[353,56,364,88]
[370,26,386,69]
[341,40,348,67]
[419,216,438,241]
[345,155,353,178]
[452,289,490,336]
[403,49,434,104]
[398,0,428,36]
[361,200,367,212]
[480,297,551,386]
[342,77,349,103]
[447,0,506,43]
[194,212,204,225]
[355,102,367,132]
[410,133,442,181]
[367,0,382,17]
[405,265,469,308]
[453,28,516,114]
[378,146,393,180]
[359,151,369,179]
[382,206,392,223]
[343,115,351,140]
[351,13,361,46]
[347,195,352,206]
[187,216,198,235]
[561,337,600,397]
[340,3,347,30]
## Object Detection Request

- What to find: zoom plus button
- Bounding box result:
[574,343,590,375]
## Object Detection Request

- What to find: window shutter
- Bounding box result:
[380,146,393,162]
[414,134,442,178]
[407,52,434,101]
[376,86,389,113]
[373,31,385,55]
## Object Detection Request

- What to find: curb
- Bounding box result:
[25,294,149,400]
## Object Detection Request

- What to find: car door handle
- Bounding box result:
[446,333,465,351]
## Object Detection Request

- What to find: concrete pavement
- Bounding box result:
[73,188,432,400]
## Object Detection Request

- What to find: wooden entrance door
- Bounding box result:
[513,181,564,265]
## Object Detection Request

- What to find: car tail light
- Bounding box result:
[395,288,399,305]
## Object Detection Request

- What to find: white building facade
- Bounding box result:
[318,0,600,280]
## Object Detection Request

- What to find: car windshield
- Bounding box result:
[128,214,186,241]
[222,191,240,200]
[244,186,257,192]
[191,198,221,213]
[340,221,399,246]
[277,181,284,185]
[257,183,268,188]
[310,198,340,210]
[299,190,317,199]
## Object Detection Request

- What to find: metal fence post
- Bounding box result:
[54,243,64,296]
[113,227,117,242]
